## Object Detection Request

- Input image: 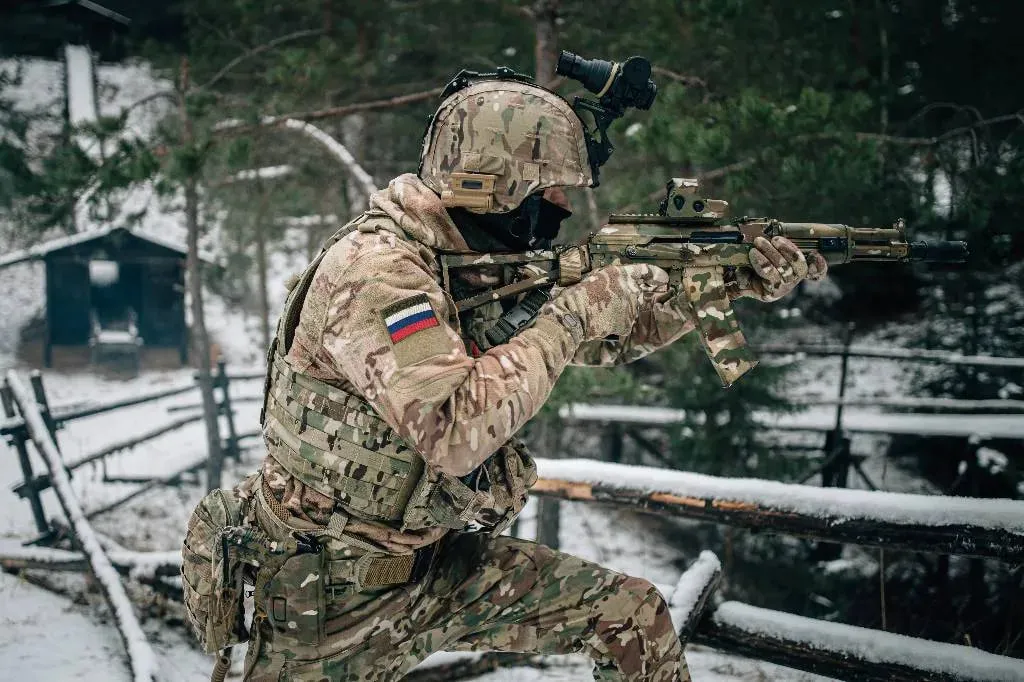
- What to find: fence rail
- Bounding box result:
[757,343,1024,369]
[533,458,1024,562]
[3,362,258,536]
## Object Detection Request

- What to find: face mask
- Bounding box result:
[469,194,573,250]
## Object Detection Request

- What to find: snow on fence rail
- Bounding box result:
[757,343,1024,369]
[696,601,1024,682]
[532,458,1024,562]
[5,371,160,682]
[560,403,1024,439]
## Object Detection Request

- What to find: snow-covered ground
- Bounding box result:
[0,362,838,681]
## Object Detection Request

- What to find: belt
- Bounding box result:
[330,541,437,592]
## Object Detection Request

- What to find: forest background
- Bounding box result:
[1,0,1023,668]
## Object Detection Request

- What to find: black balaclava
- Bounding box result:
[448,193,573,252]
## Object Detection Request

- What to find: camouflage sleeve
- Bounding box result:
[321,237,580,477]
[569,283,697,367]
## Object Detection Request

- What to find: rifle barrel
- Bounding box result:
[908,240,969,262]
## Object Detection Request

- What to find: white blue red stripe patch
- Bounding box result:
[382,294,439,344]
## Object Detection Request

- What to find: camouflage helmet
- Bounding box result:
[418,79,593,214]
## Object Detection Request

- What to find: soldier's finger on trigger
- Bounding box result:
[811,252,829,280]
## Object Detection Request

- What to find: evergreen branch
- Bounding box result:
[609,109,1024,213]
[699,110,1024,181]
[193,28,326,92]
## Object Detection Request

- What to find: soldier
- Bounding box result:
[183,70,826,682]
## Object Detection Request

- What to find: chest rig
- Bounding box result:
[260,211,535,537]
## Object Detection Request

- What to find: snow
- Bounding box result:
[65,44,98,129]
[534,458,1024,532]
[712,601,1024,681]
[758,343,1024,369]
[0,225,213,270]
[561,402,1024,439]
[274,214,339,227]
[6,372,159,681]
[0,366,832,681]
[96,330,140,345]
[224,165,294,183]
[279,118,377,197]
[668,550,721,634]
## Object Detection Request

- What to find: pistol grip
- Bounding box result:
[682,265,759,386]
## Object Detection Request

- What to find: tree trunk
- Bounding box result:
[340,114,369,215]
[186,177,224,492]
[255,186,271,353]
[179,55,223,492]
[533,0,560,87]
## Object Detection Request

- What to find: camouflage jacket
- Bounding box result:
[261,174,697,552]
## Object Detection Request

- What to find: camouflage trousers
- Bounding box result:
[242,531,689,681]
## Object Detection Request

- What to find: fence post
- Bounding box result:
[535,418,561,549]
[217,360,240,461]
[29,371,58,444]
[1,380,50,537]
[815,323,855,561]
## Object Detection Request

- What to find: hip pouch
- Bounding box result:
[181,488,248,653]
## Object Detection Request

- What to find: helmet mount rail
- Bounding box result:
[555,51,658,187]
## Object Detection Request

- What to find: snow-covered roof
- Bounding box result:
[0,225,214,270]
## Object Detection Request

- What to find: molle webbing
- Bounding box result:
[263,356,424,524]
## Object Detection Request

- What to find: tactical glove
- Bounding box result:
[728,236,828,302]
[542,263,669,343]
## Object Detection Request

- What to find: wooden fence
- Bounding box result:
[3,347,1024,681]
[2,362,263,539]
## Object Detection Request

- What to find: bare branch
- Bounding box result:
[652,66,707,90]
[277,118,377,197]
[214,87,443,135]
[194,28,325,92]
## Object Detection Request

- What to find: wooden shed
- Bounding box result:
[0,226,203,369]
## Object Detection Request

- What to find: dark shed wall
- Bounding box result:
[46,259,91,345]
[43,229,188,351]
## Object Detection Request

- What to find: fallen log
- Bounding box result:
[694,601,1024,682]
[7,372,160,682]
[532,459,1024,562]
[0,540,181,579]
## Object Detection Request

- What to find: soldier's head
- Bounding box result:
[418,73,592,250]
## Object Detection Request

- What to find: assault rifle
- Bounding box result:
[439,178,968,386]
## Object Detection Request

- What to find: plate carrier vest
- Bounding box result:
[259,211,535,537]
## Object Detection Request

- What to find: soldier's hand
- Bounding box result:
[729,236,828,302]
[543,263,669,342]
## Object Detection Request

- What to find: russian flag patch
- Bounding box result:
[382,293,440,344]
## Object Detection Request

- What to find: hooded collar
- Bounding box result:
[369,173,470,252]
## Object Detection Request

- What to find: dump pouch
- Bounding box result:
[181,488,248,654]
